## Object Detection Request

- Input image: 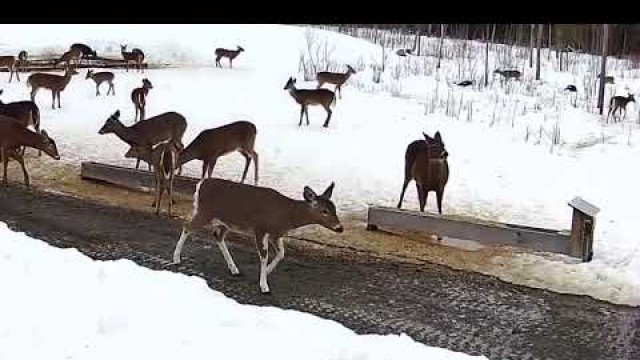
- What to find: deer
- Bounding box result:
[0,116,60,187]
[120,45,145,73]
[54,48,83,69]
[607,94,636,123]
[86,69,115,96]
[28,66,79,109]
[131,78,152,122]
[316,65,356,99]
[176,121,259,183]
[0,89,41,156]
[214,46,244,68]
[493,69,521,84]
[283,77,336,128]
[597,73,615,85]
[98,110,187,172]
[70,43,97,59]
[397,131,450,215]
[17,50,28,73]
[172,178,343,294]
[0,56,19,82]
[124,140,180,216]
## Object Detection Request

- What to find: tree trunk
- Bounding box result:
[536,24,543,80]
[529,24,535,68]
[485,24,490,87]
[598,24,609,115]
[437,24,445,69]
[548,24,552,61]
[414,28,421,55]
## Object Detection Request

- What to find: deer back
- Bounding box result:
[292,88,335,106]
[178,121,256,165]
[0,100,39,130]
[91,71,114,83]
[0,116,45,150]
[0,56,16,67]
[129,111,187,148]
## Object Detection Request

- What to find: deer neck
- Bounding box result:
[15,129,44,149]
[288,86,300,100]
[288,200,319,230]
[111,121,139,145]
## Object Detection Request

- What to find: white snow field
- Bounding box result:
[0,222,487,360]
[0,24,638,306]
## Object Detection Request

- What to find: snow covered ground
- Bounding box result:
[0,222,486,360]
[0,24,638,306]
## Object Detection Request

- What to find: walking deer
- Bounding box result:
[172,178,343,294]
[86,69,115,96]
[54,48,83,68]
[131,78,152,122]
[494,69,521,84]
[70,43,97,59]
[0,56,19,82]
[607,94,636,123]
[125,140,180,215]
[0,89,41,156]
[215,46,244,68]
[397,131,450,214]
[120,45,145,73]
[316,65,356,99]
[98,110,187,171]
[0,116,60,187]
[176,121,259,183]
[284,77,336,128]
[28,66,79,109]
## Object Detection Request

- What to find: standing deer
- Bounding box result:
[17,50,28,73]
[54,48,83,69]
[493,69,521,84]
[316,65,356,99]
[172,178,343,294]
[0,56,19,82]
[607,94,636,123]
[125,140,180,215]
[176,121,259,183]
[131,78,152,122]
[0,116,60,187]
[28,66,79,109]
[284,77,336,128]
[98,110,187,171]
[214,46,244,68]
[397,131,450,214]
[120,45,145,73]
[70,43,97,59]
[0,89,41,156]
[597,73,615,85]
[86,69,115,96]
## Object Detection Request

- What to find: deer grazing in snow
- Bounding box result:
[131,78,153,122]
[0,89,41,156]
[70,43,97,59]
[0,56,19,82]
[0,116,60,187]
[86,69,115,96]
[284,77,336,128]
[214,46,244,68]
[28,66,79,109]
[120,44,145,73]
[172,179,343,294]
[607,94,636,123]
[176,121,259,183]
[316,65,356,99]
[397,131,450,214]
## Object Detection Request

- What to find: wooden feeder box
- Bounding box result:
[567,197,600,262]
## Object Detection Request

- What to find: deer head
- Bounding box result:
[283,77,296,90]
[423,131,448,159]
[142,78,153,89]
[39,130,60,160]
[85,69,93,79]
[302,182,343,233]
[628,94,636,103]
[237,46,245,52]
[346,65,356,74]
[98,110,121,135]
[120,44,127,52]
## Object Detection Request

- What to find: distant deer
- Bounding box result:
[176,121,259,183]
[597,73,615,85]
[131,78,153,122]
[0,89,41,156]
[215,46,244,68]
[17,50,28,73]
[493,69,521,84]
[397,131,450,214]
[0,56,19,82]
[86,69,115,96]
[0,116,60,187]
[172,178,343,294]
[70,43,97,59]
[120,45,145,73]
[396,48,413,57]
[125,140,180,215]
[284,77,336,128]
[54,48,83,69]
[28,66,79,109]
[455,80,475,87]
[316,65,356,99]
[607,94,636,123]
[98,110,187,171]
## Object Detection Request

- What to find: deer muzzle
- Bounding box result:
[333,224,344,233]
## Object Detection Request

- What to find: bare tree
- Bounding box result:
[536,24,543,80]
[413,27,421,56]
[598,24,609,115]
[529,24,535,68]
[485,24,491,87]
[437,24,446,69]
[548,24,552,61]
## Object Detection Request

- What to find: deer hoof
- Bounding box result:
[260,289,271,295]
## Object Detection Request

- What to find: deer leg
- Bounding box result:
[206,158,217,178]
[57,92,61,109]
[397,177,411,209]
[140,106,146,121]
[322,107,333,128]
[436,188,445,215]
[214,225,240,275]
[134,106,139,122]
[9,150,29,187]
[336,84,341,99]
[416,184,427,212]
[266,236,285,275]
[201,159,208,179]
[254,231,271,294]
[239,151,251,183]
[51,91,55,110]
[109,82,115,96]
[154,170,163,215]
[251,150,259,185]
[96,83,100,96]
[298,106,304,126]
[1,147,7,186]
[229,59,233,68]
[30,89,37,102]
[172,210,208,264]
[15,66,19,82]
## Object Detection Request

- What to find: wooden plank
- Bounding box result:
[80,161,200,196]
[367,206,574,257]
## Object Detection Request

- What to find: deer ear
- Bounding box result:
[321,182,335,199]
[114,110,120,118]
[434,131,442,142]
[303,186,317,202]
[423,132,433,142]
[40,129,48,138]
[0,89,3,95]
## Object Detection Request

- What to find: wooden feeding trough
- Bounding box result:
[367,197,599,262]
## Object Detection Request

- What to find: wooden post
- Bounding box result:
[568,197,600,261]
[598,24,609,115]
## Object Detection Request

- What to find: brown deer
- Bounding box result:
[125,140,180,215]
[0,89,41,156]
[597,73,615,85]
[28,66,79,109]
[98,110,187,171]
[172,178,343,294]
[283,77,336,128]
[86,69,115,96]
[54,48,83,69]
[316,65,356,99]
[397,131,450,214]
[131,78,152,122]
[120,45,145,73]
[0,116,60,187]
[17,50,28,73]
[215,46,244,68]
[176,121,259,183]
[494,69,521,84]
[607,94,636,123]
[0,56,19,82]
[70,43,97,59]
